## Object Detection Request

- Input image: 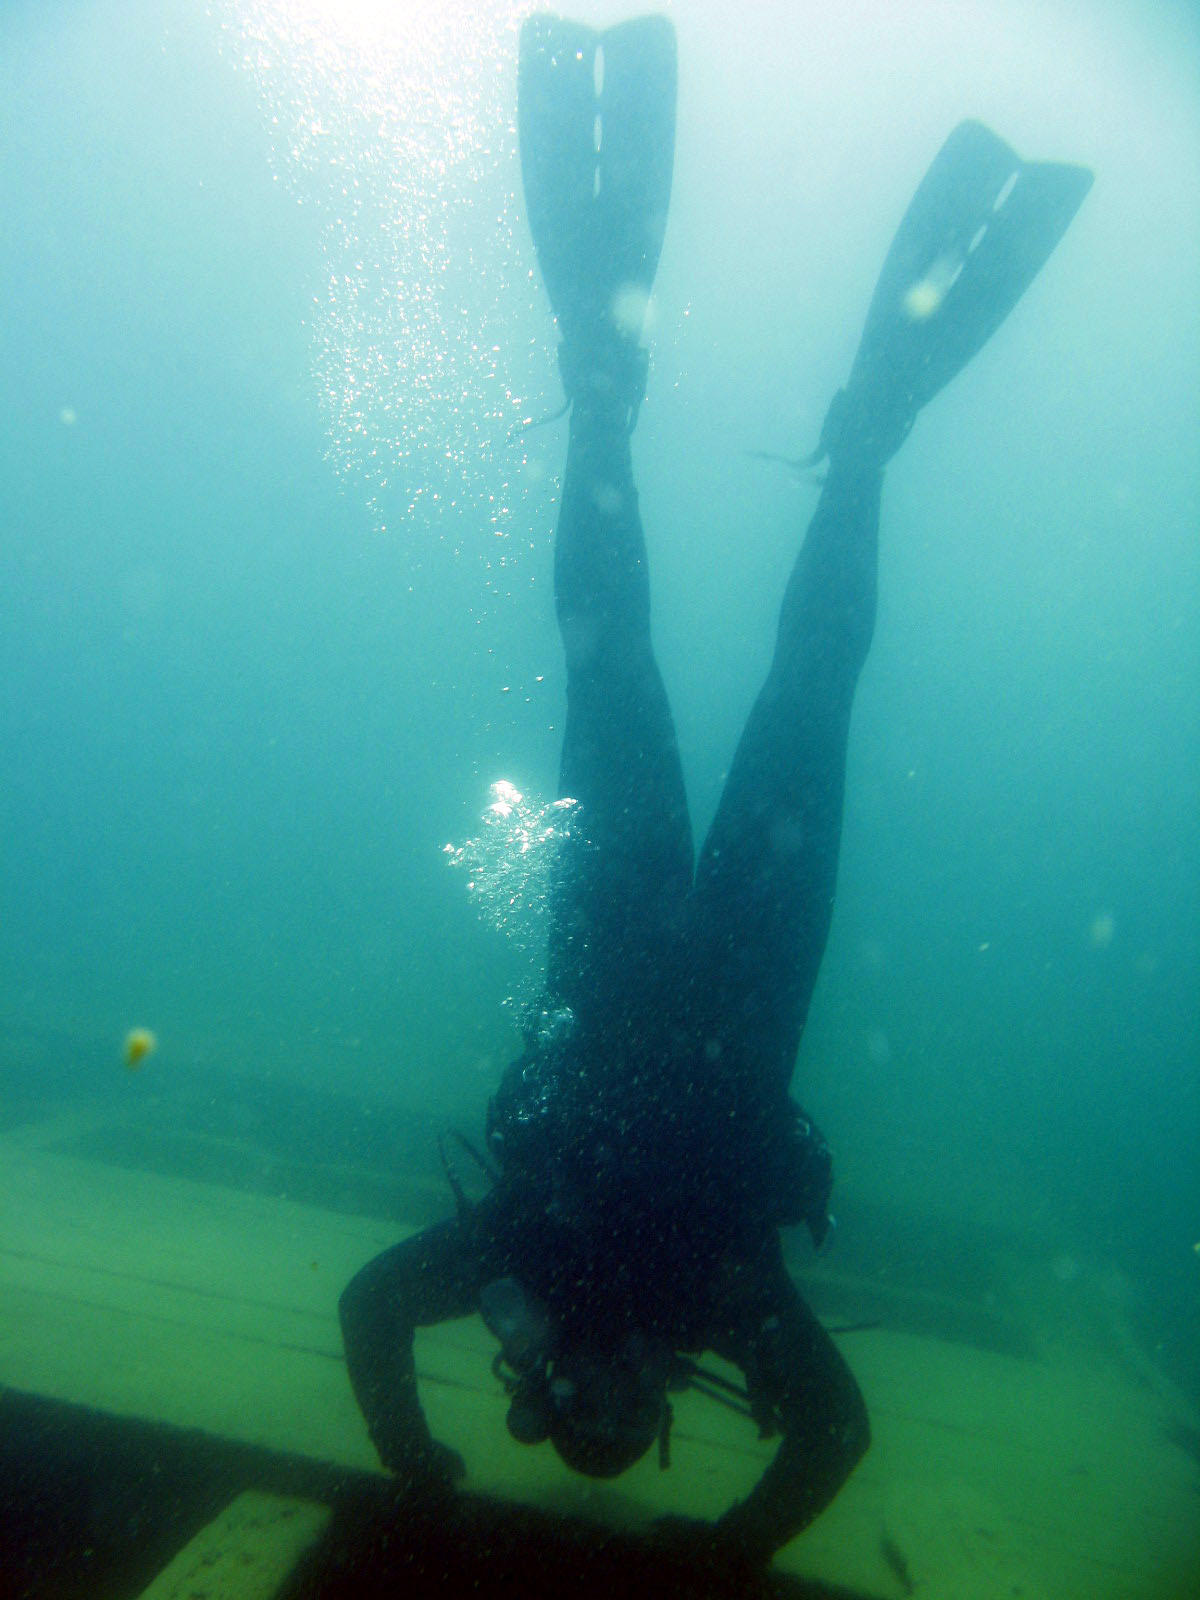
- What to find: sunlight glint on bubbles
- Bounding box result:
[444,781,578,1023]
[214,0,540,540]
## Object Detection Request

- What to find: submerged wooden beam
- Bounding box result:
[3,1135,1198,1599]
[136,1491,331,1600]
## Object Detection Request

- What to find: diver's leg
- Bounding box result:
[689,122,1092,1104]
[518,17,690,1034]
[547,394,693,1034]
[690,461,880,1100]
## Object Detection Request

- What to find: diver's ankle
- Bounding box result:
[558,336,649,430]
[819,385,914,472]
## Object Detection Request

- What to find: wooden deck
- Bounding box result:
[2,1125,1198,1599]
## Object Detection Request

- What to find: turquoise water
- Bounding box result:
[2,0,1198,1413]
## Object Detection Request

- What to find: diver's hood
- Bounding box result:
[482,1276,671,1479]
[546,1334,672,1479]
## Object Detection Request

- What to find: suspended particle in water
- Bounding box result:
[123,1027,158,1070]
[1088,910,1116,948]
[865,1028,891,1067]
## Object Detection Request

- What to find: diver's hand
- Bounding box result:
[650,1515,767,1587]
[424,1438,467,1486]
[390,1438,467,1497]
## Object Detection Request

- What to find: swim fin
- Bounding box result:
[816,120,1093,467]
[518,12,676,422]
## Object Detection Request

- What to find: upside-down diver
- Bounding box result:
[340,11,1091,1572]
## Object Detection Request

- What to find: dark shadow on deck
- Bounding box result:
[0,1389,884,1600]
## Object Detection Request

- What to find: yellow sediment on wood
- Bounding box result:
[135,1490,330,1600]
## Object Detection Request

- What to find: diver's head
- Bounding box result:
[481,1276,671,1477]
[545,1334,672,1479]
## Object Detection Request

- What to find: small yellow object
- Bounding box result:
[123,1027,158,1069]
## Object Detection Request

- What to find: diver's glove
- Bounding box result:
[385,1436,467,1499]
[650,1514,769,1589]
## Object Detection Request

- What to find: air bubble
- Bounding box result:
[446,780,581,1015]
[213,0,541,543]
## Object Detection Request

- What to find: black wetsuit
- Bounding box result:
[340,391,876,1562]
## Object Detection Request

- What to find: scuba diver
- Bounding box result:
[339,12,1092,1572]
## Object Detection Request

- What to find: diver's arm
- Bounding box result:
[712,1275,870,1563]
[338,1220,477,1484]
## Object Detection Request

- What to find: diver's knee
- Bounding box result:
[338,1252,389,1338]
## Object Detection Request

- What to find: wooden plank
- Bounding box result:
[135,1491,330,1600]
[838,1332,1200,1600]
[3,1136,1198,1599]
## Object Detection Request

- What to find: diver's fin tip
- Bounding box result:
[518,8,677,419]
[828,119,1094,465]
